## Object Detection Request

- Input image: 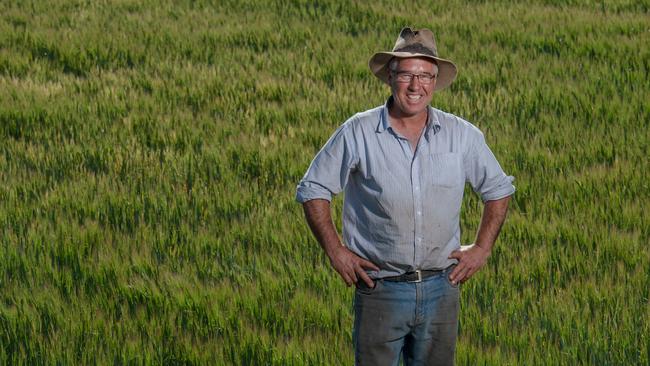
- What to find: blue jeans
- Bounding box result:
[353,266,460,366]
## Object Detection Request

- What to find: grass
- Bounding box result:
[0,0,648,364]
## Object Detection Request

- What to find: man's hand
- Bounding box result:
[448,244,491,285]
[328,245,380,288]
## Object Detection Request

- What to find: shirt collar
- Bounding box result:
[377,96,442,138]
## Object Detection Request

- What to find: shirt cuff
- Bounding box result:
[480,175,516,202]
[295,182,334,203]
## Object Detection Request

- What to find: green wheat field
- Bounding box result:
[1,0,648,364]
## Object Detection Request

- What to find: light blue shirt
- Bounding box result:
[296,98,515,278]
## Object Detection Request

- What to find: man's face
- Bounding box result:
[388,57,437,119]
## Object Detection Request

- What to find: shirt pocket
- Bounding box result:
[428,152,463,188]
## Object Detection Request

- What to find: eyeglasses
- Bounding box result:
[393,72,437,85]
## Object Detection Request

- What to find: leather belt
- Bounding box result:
[382,269,445,283]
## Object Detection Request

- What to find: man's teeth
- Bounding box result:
[407,95,421,101]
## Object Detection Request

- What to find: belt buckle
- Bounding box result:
[408,270,422,283]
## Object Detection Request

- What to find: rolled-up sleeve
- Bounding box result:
[296,123,358,203]
[464,131,515,202]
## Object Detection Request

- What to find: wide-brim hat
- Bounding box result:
[369,27,457,91]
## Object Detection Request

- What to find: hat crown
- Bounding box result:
[392,28,438,57]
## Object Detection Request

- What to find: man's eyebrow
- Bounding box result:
[395,71,435,75]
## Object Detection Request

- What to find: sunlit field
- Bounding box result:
[0,0,648,364]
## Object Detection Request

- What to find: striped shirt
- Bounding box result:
[296,98,515,278]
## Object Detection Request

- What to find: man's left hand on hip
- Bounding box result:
[447,244,491,285]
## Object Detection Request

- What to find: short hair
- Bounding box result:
[388,57,439,75]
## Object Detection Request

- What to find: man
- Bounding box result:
[295,27,515,365]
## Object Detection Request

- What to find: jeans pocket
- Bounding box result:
[355,280,380,295]
[444,265,460,289]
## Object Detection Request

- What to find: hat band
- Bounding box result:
[393,43,437,57]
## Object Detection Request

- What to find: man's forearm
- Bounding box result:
[448,195,511,284]
[474,195,511,251]
[302,199,379,286]
[302,199,343,257]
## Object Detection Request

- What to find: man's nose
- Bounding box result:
[408,77,422,89]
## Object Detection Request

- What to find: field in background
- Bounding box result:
[0,0,648,364]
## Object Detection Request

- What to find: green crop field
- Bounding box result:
[0,0,648,364]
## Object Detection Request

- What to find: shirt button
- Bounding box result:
[417,211,421,215]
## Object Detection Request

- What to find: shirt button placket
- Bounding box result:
[412,152,423,268]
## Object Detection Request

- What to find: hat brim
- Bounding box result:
[369,52,457,91]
